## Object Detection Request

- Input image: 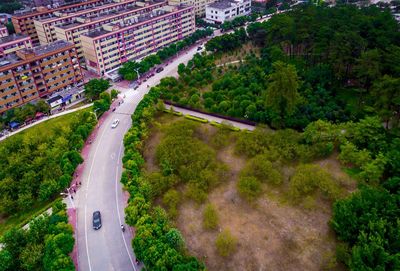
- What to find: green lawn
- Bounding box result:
[0,107,92,235]
[5,107,93,141]
[0,199,57,236]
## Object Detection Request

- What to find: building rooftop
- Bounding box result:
[83,5,187,38]
[0,54,22,67]
[208,0,237,9]
[21,40,73,56]
[37,0,136,23]
[0,34,30,44]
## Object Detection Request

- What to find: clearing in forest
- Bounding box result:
[143,112,354,271]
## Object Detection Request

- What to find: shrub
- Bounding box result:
[215,229,237,257]
[241,154,282,185]
[289,164,341,201]
[163,189,181,218]
[184,114,209,123]
[203,203,219,230]
[237,176,262,202]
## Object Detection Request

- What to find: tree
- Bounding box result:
[354,49,381,90]
[110,89,119,100]
[265,61,301,127]
[371,75,400,128]
[35,100,51,114]
[215,229,237,257]
[84,79,110,100]
[203,203,219,230]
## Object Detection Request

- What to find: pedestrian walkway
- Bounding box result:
[165,104,256,131]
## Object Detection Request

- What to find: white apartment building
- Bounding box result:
[205,0,251,24]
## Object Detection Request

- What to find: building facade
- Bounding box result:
[81,4,195,75]
[169,0,216,16]
[205,0,251,24]
[33,0,141,45]
[11,0,111,44]
[0,34,33,56]
[53,0,166,60]
[0,25,8,37]
[0,40,82,113]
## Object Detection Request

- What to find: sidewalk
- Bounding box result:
[165,104,256,131]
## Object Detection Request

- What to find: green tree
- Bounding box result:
[371,75,400,128]
[265,61,301,127]
[84,79,110,100]
[35,100,51,114]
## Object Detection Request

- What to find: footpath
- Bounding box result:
[164,104,256,131]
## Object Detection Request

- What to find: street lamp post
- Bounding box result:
[134,68,140,81]
[91,108,100,121]
[60,185,76,209]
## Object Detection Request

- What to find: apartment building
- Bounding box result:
[81,4,195,75]
[11,0,111,44]
[205,0,251,24]
[169,0,215,16]
[0,40,82,113]
[34,0,142,45]
[53,0,166,60]
[0,25,8,37]
[0,34,33,57]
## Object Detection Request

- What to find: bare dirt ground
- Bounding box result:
[145,114,347,271]
[177,146,344,271]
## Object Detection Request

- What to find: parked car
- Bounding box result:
[92,211,102,230]
[156,67,164,73]
[111,119,120,128]
[197,46,203,51]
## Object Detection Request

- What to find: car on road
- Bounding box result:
[129,81,139,89]
[93,211,102,230]
[197,46,203,51]
[156,67,164,73]
[111,119,120,128]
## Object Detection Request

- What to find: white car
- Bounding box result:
[111,119,119,128]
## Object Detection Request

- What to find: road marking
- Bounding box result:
[115,140,137,271]
[83,119,110,271]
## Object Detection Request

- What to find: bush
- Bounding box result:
[241,154,282,185]
[215,229,237,257]
[163,189,181,218]
[203,203,219,230]
[184,114,209,123]
[289,164,341,201]
[237,176,262,202]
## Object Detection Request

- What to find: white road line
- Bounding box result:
[83,120,110,271]
[115,139,136,271]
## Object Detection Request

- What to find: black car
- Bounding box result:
[156,67,164,73]
[93,211,102,230]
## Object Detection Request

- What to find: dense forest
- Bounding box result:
[0,201,75,271]
[162,5,400,130]
[154,4,400,270]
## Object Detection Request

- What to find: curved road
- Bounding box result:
[75,45,201,271]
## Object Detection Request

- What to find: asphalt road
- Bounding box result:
[75,45,202,271]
